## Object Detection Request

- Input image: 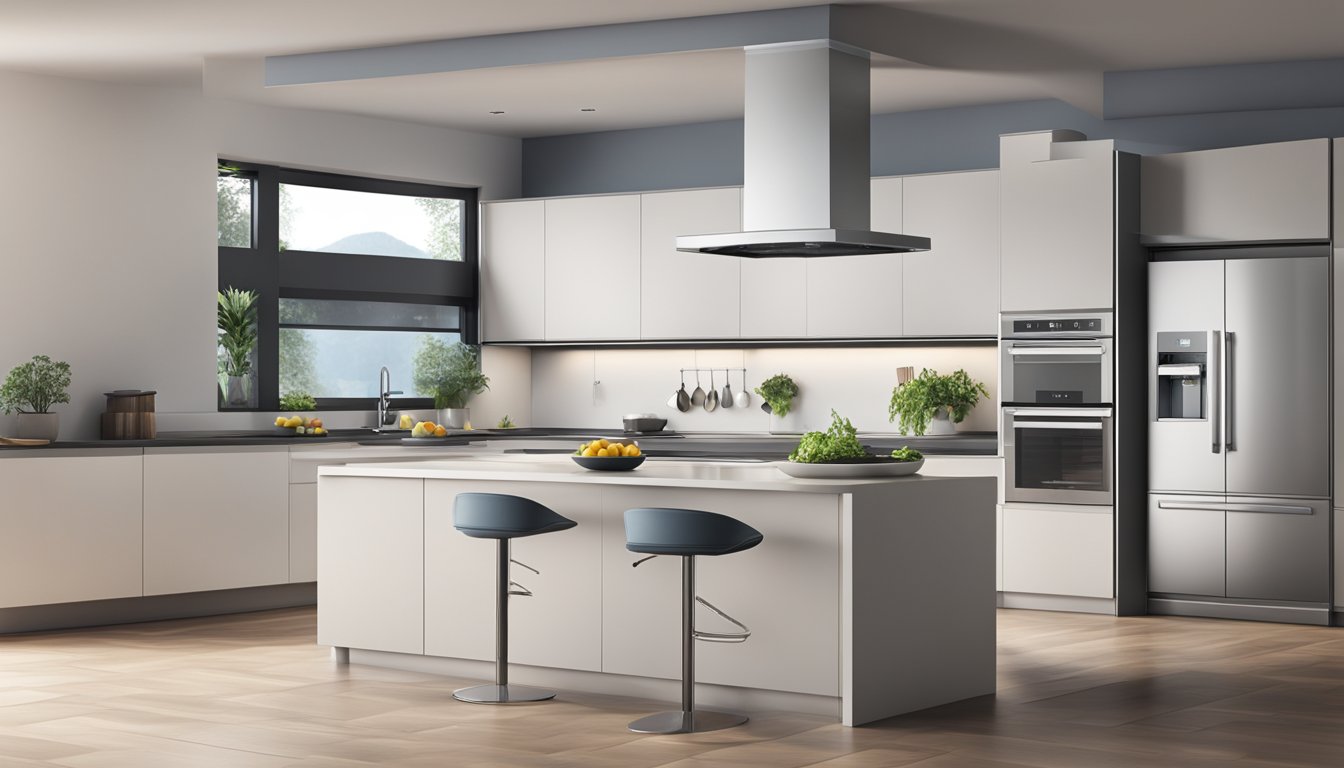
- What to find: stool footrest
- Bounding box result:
[693,595,751,643]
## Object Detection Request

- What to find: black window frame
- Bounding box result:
[218,160,479,412]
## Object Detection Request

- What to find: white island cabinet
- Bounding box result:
[318,455,996,726]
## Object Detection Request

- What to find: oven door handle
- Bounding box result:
[1013,421,1104,430]
[1007,345,1107,356]
[1007,408,1113,418]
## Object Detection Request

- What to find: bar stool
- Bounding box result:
[452,492,577,704]
[623,507,763,734]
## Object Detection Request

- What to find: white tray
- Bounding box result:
[774,457,924,479]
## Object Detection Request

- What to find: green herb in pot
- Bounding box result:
[788,410,869,463]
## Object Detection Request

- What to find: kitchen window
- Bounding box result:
[217,161,478,411]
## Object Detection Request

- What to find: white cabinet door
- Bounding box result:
[289,484,317,583]
[143,447,289,595]
[805,177,903,338]
[903,170,1000,336]
[317,476,424,655]
[1142,139,1330,243]
[424,480,604,671]
[1001,153,1114,312]
[601,486,840,696]
[1002,504,1113,598]
[544,195,641,340]
[641,188,742,339]
[0,452,142,608]
[481,200,546,342]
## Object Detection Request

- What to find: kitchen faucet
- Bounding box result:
[376,366,403,431]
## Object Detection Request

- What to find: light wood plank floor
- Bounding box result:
[1,607,1343,766]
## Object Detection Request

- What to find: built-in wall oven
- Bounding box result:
[1001,311,1115,505]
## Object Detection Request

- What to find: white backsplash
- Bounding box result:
[531,346,998,434]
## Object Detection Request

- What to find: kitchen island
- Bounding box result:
[318,453,995,726]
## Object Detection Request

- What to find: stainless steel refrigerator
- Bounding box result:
[1148,249,1331,624]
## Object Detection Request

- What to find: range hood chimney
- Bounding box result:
[677,41,930,258]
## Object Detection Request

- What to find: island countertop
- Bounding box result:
[317,453,976,493]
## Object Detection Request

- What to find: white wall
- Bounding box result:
[530,346,998,434]
[0,69,522,439]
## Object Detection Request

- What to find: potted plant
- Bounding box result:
[755,373,800,433]
[0,355,72,441]
[413,339,490,429]
[888,368,989,436]
[218,287,258,408]
[279,391,317,413]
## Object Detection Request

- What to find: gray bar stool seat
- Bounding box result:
[624,507,763,734]
[452,492,576,704]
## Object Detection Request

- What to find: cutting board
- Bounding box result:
[0,437,51,446]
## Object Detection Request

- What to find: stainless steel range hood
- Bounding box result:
[677,41,930,258]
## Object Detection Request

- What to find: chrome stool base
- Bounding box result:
[628,709,749,734]
[453,683,556,704]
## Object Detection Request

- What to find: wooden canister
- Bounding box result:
[101,390,157,439]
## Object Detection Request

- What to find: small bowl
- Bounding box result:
[623,417,667,433]
[572,455,646,471]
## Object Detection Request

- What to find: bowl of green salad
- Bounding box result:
[775,410,924,479]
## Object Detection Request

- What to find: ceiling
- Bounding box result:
[6,0,1344,137]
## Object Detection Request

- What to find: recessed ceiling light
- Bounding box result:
[488,110,505,115]
[580,108,597,112]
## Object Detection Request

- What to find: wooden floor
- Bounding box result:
[1,608,1343,767]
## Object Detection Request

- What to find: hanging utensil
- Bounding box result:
[675,371,692,412]
[691,369,706,407]
[705,370,719,412]
[721,369,734,408]
[735,369,751,408]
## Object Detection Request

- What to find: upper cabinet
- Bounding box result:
[1000,134,1115,312]
[480,200,545,343]
[640,188,742,339]
[544,195,642,341]
[804,178,904,338]
[1141,139,1330,243]
[902,170,1000,336]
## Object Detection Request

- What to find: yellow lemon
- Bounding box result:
[274,416,286,427]
[625,444,641,457]
[597,439,609,449]
[583,447,599,457]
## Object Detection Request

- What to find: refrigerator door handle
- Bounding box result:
[1157,501,1314,515]
[1208,330,1221,454]
[1223,331,1235,452]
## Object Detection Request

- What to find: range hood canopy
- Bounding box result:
[677,41,930,258]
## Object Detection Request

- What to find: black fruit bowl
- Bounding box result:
[572,455,646,471]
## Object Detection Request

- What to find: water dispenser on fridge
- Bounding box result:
[1155,331,1215,426]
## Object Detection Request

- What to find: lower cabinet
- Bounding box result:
[143,446,289,595]
[1148,495,1225,596]
[316,476,425,654]
[289,483,317,583]
[1002,504,1113,598]
[0,451,143,608]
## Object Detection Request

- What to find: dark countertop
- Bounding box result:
[0,428,997,456]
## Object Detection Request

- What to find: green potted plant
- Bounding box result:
[0,355,73,441]
[754,373,800,432]
[279,391,317,413]
[413,339,490,429]
[888,368,989,436]
[218,287,258,408]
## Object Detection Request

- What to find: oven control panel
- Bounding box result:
[1002,310,1113,339]
[1013,317,1103,334]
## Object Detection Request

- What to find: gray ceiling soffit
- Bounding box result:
[265,4,949,87]
[1104,58,1344,119]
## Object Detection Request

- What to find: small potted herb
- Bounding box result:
[754,373,800,432]
[280,391,317,413]
[218,287,258,408]
[0,355,73,441]
[888,368,989,436]
[413,340,490,429]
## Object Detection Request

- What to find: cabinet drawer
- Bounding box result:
[1148,495,1225,597]
[1002,505,1113,598]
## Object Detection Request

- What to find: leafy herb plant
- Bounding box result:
[788,410,869,463]
[755,373,799,416]
[0,355,73,414]
[887,368,989,436]
[279,391,317,412]
[413,340,490,409]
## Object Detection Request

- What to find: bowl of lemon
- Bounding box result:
[572,438,645,471]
